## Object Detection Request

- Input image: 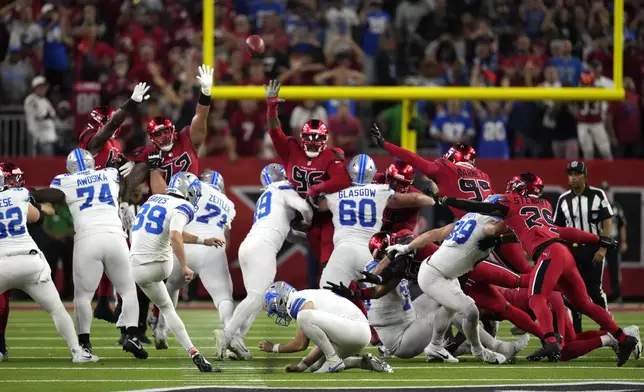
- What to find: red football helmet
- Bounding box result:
[506,172,544,198]
[147,116,177,151]
[444,143,476,165]
[87,106,120,138]
[391,229,418,245]
[369,232,391,259]
[301,119,328,158]
[0,162,25,189]
[385,162,414,192]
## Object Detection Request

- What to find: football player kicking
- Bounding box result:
[31,149,147,359]
[155,170,236,350]
[213,164,313,361]
[258,281,393,374]
[133,65,214,194]
[435,172,639,366]
[130,172,221,372]
[0,170,98,363]
[371,124,531,275]
[317,154,435,286]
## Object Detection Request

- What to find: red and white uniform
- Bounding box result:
[374,172,422,233]
[79,127,126,170]
[132,127,199,183]
[576,76,612,159]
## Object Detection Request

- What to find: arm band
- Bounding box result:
[198,92,211,106]
[272,344,280,353]
[197,237,205,245]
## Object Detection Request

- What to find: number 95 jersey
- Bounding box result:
[185,183,236,239]
[0,187,38,253]
[325,184,394,247]
[430,212,501,279]
[50,168,125,242]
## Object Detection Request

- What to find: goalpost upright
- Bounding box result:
[204,0,624,152]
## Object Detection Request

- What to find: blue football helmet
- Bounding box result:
[264,281,296,327]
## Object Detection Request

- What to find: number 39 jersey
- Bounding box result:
[185,183,236,239]
[430,212,501,279]
[325,184,394,247]
[50,168,125,242]
[0,187,38,253]
[130,194,195,264]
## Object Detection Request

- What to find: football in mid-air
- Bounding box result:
[246,35,265,54]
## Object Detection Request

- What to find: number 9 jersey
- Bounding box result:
[0,187,37,253]
[50,168,125,241]
[185,183,236,239]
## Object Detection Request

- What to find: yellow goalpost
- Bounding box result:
[203,0,624,152]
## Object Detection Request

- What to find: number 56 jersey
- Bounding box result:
[325,184,394,247]
[50,168,125,242]
[430,212,501,279]
[185,183,236,239]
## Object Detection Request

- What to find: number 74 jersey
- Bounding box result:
[50,168,126,241]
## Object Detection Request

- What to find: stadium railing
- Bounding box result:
[204,0,625,153]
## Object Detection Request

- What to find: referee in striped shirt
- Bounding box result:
[554,161,614,333]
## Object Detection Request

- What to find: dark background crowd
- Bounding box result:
[0,0,643,161]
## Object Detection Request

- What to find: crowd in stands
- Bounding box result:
[0,0,643,159]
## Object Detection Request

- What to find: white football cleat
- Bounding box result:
[377,343,396,359]
[72,348,99,363]
[473,347,506,364]
[0,351,7,362]
[497,334,530,359]
[212,329,227,360]
[229,335,252,360]
[314,355,345,373]
[424,344,459,363]
[155,329,168,350]
[623,325,642,360]
[362,353,393,373]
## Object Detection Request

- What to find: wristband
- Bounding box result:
[297,360,308,371]
[272,344,280,353]
[198,92,211,106]
[359,287,375,300]
[266,97,279,119]
[197,237,205,245]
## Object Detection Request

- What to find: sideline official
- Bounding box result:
[554,161,613,332]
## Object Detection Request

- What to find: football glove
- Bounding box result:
[130,82,151,103]
[477,236,500,251]
[323,282,358,299]
[386,243,412,255]
[598,235,618,249]
[358,270,384,285]
[370,123,385,148]
[424,189,446,205]
[147,151,162,169]
[196,64,214,96]
[119,202,135,231]
[118,161,135,178]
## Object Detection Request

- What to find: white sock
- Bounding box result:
[217,300,235,328]
[51,306,82,352]
[73,295,93,335]
[223,292,263,339]
[600,333,614,346]
[119,289,139,329]
[431,307,454,346]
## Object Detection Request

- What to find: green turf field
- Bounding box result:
[0,306,642,392]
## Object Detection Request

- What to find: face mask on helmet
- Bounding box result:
[0,163,25,189]
[443,144,476,165]
[386,163,414,192]
[368,232,391,259]
[301,120,328,158]
[151,127,175,151]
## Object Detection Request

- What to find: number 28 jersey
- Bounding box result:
[130,194,195,264]
[0,187,38,253]
[325,184,394,247]
[430,212,500,279]
[185,182,236,239]
[50,168,124,242]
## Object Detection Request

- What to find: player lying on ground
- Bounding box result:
[258,281,393,374]
[214,164,314,361]
[155,169,237,352]
[0,170,98,363]
[434,172,639,366]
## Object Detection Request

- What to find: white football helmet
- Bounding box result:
[167,172,202,207]
[347,154,377,186]
[66,148,95,174]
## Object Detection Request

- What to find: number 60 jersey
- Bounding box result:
[50,167,126,241]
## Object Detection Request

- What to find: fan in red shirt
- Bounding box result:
[229,100,266,157]
[373,162,422,233]
[132,64,214,195]
[439,172,638,366]
[264,79,351,264]
[371,123,532,274]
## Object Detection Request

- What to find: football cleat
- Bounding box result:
[93,300,117,324]
[72,348,99,363]
[229,335,252,360]
[377,343,395,359]
[623,325,642,360]
[138,333,151,345]
[81,342,93,354]
[0,351,7,362]
[474,347,507,364]
[212,329,227,360]
[527,342,561,362]
[424,344,459,363]
[155,329,169,350]
[362,353,393,373]
[225,349,239,360]
[314,356,345,373]
[497,334,530,359]
[191,351,218,373]
[617,335,638,367]
[123,336,149,360]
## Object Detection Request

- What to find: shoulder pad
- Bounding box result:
[331,147,345,161]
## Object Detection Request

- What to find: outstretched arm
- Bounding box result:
[444,197,509,217]
[557,226,599,244]
[31,188,66,205]
[307,154,351,197]
[190,65,214,149]
[264,80,291,163]
[387,192,435,209]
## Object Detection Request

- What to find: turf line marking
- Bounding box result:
[0,365,637,370]
[1,378,643,383]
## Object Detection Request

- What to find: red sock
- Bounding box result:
[370,325,381,346]
[529,294,556,342]
[152,305,160,318]
[470,261,521,288]
[561,336,603,361]
[97,275,112,298]
[0,291,9,334]
[502,304,543,339]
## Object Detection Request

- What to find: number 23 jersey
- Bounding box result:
[325,184,394,247]
[50,168,125,242]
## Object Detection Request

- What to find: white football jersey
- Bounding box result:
[0,187,38,254]
[130,194,195,264]
[430,212,501,279]
[287,289,367,322]
[185,182,236,239]
[363,260,416,327]
[50,168,124,242]
[247,181,311,250]
[325,184,394,247]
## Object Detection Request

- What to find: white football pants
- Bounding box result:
[297,308,370,360]
[320,243,372,287]
[577,123,613,160]
[72,233,138,335]
[131,259,195,353]
[0,251,81,352]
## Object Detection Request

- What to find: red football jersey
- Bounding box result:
[133,127,199,183]
[374,172,422,232]
[577,101,604,124]
[493,193,560,259]
[383,143,493,219]
[79,127,125,170]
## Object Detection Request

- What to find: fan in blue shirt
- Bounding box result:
[476,101,510,159]
[548,40,583,86]
[430,100,475,155]
[361,2,391,57]
[249,0,285,29]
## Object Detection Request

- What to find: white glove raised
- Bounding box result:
[118,161,135,177]
[130,82,151,103]
[119,202,136,231]
[386,244,412,255]
[196,64,214,96]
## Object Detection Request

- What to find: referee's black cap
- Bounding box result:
[566,160,587,175]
